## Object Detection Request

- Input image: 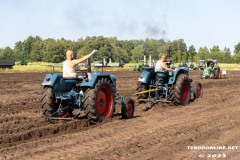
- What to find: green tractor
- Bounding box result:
[201,60,221,79]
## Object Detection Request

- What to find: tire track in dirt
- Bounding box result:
[2,95,239,160]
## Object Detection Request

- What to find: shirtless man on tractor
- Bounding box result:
[63,50,98,78]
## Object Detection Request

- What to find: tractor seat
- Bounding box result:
[155,70,169,78]
[63,76,84,85]
[155,70,169,85]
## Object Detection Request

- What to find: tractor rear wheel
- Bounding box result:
[84,78,114,124]
[192,81,203,99]
[170,74,191,106]
[121,97,135,119]
[136,82,149,100]
[41,87,58,119]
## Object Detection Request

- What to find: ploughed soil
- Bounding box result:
[0,70,239,160]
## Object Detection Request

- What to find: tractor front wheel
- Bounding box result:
[170,74,191,106]
[121,97,135,119]
[84,78,114,124]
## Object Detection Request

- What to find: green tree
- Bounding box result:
[120,40,136,62]
[223,47,231,63]
[42,38,65,63]
[194,47,209,61]
[131,44,144,62]
[13,41,28,64]
[0,47,14,59]
[232,53,240,63]
[188,45,197,61]
[30,39,43,61]
[112,46,128,63]
[208,45,227,62]
[168,39,187,62]
[234,42,240,54]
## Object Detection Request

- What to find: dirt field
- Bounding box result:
[0,70,239,160]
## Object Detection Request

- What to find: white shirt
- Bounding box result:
[155,60,165,72]
[63,60,77,78]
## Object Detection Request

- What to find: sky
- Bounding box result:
[0,0,239,52]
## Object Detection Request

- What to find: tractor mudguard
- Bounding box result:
[168,67,189,85]
[42,73,63,87]
[138,68,155,83]
[41,73,70,93]
[81,72,116,88]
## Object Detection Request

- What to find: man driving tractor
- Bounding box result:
[63,49,98,78]
[155,55,172,72]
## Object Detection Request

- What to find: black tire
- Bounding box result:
[84,78,115,124]
[170,74,191,106]
[213,69,218,79]
[192,81,203,99]
[136,82,149,99]
[41,87,58,118]
[121,97,135,119]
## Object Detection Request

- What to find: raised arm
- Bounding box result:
[70,50,98,66]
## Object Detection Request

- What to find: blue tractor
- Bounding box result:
[41,59,134,124]
[136,52,202,106]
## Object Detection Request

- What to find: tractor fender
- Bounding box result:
[81,72,116,88]
[41,73,69,93]
[168,67,189,85]
[41,73,63,88]
[138,68,154,84]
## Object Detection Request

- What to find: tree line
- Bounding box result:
[1,35,240,64]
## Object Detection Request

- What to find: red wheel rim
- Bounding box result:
[196,84,202,98]
[96,86,113,118]
[182,82,190,103]
[126,101,134,116]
